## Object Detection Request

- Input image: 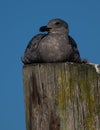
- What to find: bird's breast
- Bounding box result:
[38,34,72,62]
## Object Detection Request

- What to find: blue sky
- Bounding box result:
[0,0,100,130]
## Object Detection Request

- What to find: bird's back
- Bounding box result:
[68,35,81,63]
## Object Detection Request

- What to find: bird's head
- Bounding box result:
[40,18,69,34]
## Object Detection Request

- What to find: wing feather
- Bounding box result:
[21,34,46,64]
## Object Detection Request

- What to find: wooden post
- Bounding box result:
[22,63,100,130]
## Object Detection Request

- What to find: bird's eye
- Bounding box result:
[55,22,60,25]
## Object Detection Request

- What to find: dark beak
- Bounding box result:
[39,26,51,32]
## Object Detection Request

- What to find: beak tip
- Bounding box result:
[39,26,47,32]
[39,26,51,32]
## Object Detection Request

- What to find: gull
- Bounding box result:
[21,18,82,64]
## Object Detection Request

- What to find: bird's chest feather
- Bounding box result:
[39,35,69,53]
[38,34,72,62]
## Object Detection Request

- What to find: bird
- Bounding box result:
[21,18,82,64]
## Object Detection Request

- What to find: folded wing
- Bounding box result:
[21,34,46,64]
[68,36,81,63]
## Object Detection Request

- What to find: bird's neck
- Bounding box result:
[49,31,68,35]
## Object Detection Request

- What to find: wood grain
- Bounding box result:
[22,63,100,130]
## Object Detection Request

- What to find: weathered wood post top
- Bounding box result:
[22,63,100,130]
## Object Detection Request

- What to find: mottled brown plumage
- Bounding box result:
[21,18,82,64]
